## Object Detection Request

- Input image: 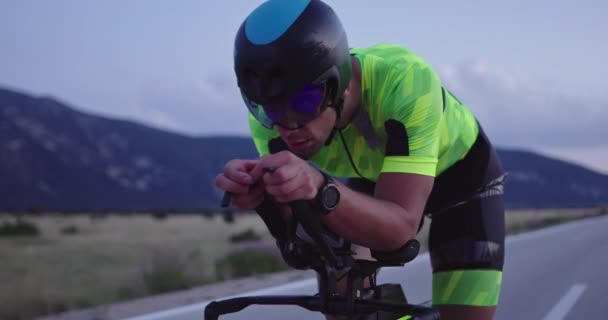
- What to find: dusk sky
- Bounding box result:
[1,0,607,173]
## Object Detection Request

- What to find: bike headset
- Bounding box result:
[234,0,352,146]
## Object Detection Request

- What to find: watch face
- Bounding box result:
[322,186,340,209]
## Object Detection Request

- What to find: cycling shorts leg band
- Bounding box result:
[432,269,502,306]
[428,190,505,307]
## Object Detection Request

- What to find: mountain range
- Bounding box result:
[1,87,607,211]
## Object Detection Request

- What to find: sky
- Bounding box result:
[1,0,607,173]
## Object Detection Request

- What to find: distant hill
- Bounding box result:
[1,87,607,211]
[498,149,607,208]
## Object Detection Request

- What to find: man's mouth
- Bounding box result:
[287,138,311,150]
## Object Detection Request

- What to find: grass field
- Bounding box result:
[0,207,606,319]
[0,213,275,320]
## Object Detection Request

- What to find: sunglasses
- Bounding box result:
[242,68,338,130]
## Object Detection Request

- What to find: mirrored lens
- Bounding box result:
[269,83,325,116]
[243,83,327,129]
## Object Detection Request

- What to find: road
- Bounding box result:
[124,215,608,320]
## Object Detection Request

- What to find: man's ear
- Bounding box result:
[343,80,352,96]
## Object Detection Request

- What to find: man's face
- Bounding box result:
[276,106,337,159]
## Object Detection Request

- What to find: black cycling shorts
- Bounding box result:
[348,125,505,307]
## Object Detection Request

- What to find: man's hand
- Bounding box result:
[215,159,265,210]
[250,151,325,203]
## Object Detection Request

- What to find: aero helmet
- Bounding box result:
[234,0,352,129]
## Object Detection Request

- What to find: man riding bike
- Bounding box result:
[215,1,506,319]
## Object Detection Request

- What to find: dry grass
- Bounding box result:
[0,213,272,319]
[0,207,605,319]
[413,207,607,251]
[505,207,607,234]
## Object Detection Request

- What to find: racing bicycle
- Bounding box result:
[205,187,440,320]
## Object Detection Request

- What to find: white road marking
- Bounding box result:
[542,284,587,320]
[122,278,316,320]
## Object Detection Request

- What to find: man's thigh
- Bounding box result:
[429,194,505,320]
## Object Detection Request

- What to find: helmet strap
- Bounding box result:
[334,96,344,122]
[325,128,337,146]
[324,96,344,146]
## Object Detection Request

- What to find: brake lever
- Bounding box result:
[221,191,232,207]
[256,166,338,268]
[220,166,277,208]
[220,166,338,267]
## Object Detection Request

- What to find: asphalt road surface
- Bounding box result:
[124,215,608,320]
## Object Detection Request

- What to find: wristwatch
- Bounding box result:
[315,170,340,215]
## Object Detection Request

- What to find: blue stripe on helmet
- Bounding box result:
[245,0,311,45]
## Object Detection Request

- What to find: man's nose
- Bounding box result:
[276,125,297,135]
[276,121,305,136]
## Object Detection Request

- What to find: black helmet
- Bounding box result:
[234,0,352,129]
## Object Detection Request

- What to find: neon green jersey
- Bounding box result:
[249,44,479,181]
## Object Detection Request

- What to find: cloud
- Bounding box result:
[436,60,608,149]
[125,74,251,136]
[122,61,608,169]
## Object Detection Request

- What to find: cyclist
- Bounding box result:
[215,0,505,319]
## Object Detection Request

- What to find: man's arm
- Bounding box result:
[320,59,443,252]
[321,172,433,252]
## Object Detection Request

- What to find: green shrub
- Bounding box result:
[139,247,196,294]
[222,210,235,224]
[60,225,79,235]
[215,249,288,280]
[116,286,141,300]
[152,212,168,221]
[539,216,569,226]
[201,209,215,220]
[0,296,70,320]
[89,213,108,223]
[0,219,40,237]
[229,228,262,243]
[506,223,528,235]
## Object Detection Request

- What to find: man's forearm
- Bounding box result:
[320,180,420,251]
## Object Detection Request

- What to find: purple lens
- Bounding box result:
[267,83,325,116]
[290,83,325,115]
[260,83,326,129]
[265,109,280,123]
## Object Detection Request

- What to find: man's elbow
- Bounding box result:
[387,212,420,251]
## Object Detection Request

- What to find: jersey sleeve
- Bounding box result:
[378,62,444,177]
